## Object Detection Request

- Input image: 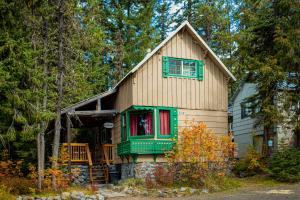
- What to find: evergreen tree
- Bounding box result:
[238,0,300,153]
[174,0,237,65]
[154,0,173,41]
[103,0,156,85]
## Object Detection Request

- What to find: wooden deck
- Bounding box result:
[61,143,115,184]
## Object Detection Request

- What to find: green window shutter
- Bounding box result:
[162,56,169,77]
[197,60,204,80]
[171,108,178,138]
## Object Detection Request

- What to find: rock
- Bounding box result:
[157,190,165,198]
[16,196,22,200]
[179,187,188,192]
[112,186,123,192]
[142,190,149,196]
[201,189,209,193]
[53,196,61,200]
[23,197,34,200]
[61,192,70,200]
[70,191,85,200]
[125,189,133,195]
[96,194,105,200]
[46,197,53,200]
[190,188,198,194]
[85,195,97,200]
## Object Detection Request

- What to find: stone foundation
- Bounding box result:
[121,162,167,179]
[61,165,89,185]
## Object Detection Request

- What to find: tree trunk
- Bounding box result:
[52,0,64,190]
[37,19,49,192]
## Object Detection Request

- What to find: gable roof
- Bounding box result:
[113,21,236,90]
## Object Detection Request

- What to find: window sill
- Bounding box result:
[157,134,173,139]
[129,134,154,139]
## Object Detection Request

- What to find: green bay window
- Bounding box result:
[118,106,178,158]
[120,106,178,141]
[162,56,204,80]
[129,110,154,138]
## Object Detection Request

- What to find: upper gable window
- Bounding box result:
[162,56,204,80]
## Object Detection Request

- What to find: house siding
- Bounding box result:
[178,109,228,135]
[113,28,230,164]
[232,83,264,157]
[115,76,134,112]
[132,29,228,111]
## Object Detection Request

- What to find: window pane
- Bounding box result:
[130,112,153,136]
[182,61,196,76]
[159,110,170,135]
[168,59,181,75]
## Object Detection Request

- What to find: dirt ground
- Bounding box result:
[109,181,300,200]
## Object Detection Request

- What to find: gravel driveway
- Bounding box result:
[110,183,300,200]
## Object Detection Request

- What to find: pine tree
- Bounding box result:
[174,0,237,63]
[103,0,156,85]
[154,0,173,41]
[237,0,300,153]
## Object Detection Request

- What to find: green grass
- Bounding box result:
[237,175,281,187]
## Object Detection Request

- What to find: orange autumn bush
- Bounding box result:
[166,122,235,186]
[28,163,70,190]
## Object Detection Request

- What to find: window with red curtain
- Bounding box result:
[130,112,153,136]
[159,110,170,135]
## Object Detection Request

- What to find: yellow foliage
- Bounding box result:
[166,122,235,185]
[168,122,235,164]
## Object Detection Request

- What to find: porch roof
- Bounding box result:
[61,89,116,115]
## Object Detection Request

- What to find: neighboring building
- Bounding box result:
[231,79,300,157]
[59,21,236,184]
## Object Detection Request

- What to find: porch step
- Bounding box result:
[91,165,108,184]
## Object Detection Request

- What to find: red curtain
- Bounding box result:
[145,113,153,135]
[160,110,170,135]
[130,115,138,136]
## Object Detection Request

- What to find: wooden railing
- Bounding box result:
[61,143,93,184]
[101,144,115,165]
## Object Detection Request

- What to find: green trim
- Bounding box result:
[162,56,204,80]
[156,107,178,139]
[121,106,155,140]
[117,139,175,156]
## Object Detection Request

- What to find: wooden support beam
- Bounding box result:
[66,114,72,179]
[97,98,101,111]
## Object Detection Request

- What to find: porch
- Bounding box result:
[59,90,118,185]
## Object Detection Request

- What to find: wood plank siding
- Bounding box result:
[178,109,228,135]
[113,28,230,163]
[115,29,229,113]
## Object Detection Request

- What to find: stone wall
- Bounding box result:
[121,162,167,179]
[61,165,89,185]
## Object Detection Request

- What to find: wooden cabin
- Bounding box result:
[59,21,236,184]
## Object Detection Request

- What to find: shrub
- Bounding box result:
[267,147,300,182]
[153,165,174,187]
[203,174,241,192]
[233,146,266,177]
[28,164,70,190]
[166,122,235,187]
[0,185,15,200]
[118,178,145,188]
[0,160,23,177]
[0,177,35,195]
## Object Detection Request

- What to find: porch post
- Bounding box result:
[66,113,72,179]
